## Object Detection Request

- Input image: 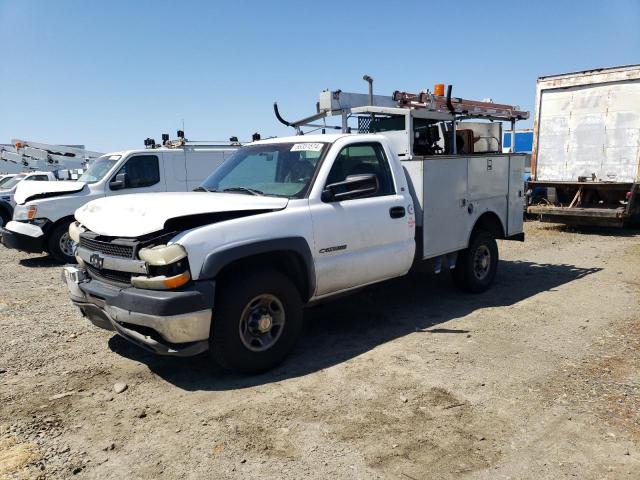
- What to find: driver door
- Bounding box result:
[309,142,414,296]
[107,154,166,196]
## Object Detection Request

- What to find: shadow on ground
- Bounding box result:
[535,222,640,237]
[18,255,60,268]
[108,259,600,391]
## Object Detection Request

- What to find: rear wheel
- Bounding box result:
[47,221,76,264]
[210,268,303,373]
[452,230,498,293]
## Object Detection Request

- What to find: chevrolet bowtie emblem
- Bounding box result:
[89,253,104,269]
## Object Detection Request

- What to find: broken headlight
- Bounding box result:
[132,244,191,290]
[68,221,86,243]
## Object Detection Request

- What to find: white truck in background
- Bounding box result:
[0,139,105,227]
[0,174,18,187]
[0,171,58,227]
[62,81,529,374]
[1,134,240,262]
[0,139,103,173]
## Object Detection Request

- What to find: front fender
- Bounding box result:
[199,237,316,299]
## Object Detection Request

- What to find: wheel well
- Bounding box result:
[471,212,505,240]
[46,215,75,243]
[50,215,75,230]
[216,250,312,302]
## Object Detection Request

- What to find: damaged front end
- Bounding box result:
[63,203,285,355]
[63,224,214,356]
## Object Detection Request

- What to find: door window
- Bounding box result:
[112,155,160,189]
[325,143,394,197]
[29,175,50,181]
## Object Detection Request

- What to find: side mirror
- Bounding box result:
[322,173,379,202]
[110,172,126,190]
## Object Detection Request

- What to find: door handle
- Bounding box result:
[389,206,405,218]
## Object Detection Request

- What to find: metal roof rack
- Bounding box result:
[274,78,529,135]
[144,130,252,149]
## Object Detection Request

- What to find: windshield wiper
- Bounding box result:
[193,186,212,192]
[222,187,264,196]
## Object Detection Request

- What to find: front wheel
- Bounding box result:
[452,230,498,293]
[211,269,303,374]
[47,221,77,264]
[0,210,9,228]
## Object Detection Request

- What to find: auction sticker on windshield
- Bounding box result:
[290,143,324,152]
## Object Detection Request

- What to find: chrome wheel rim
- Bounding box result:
[473,245,491,280]
[59,232,74,258]
[239,294,285,352]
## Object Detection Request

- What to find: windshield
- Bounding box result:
[78,155,120,183]
[0,176,15,188]
[0,174,26,190]
[200,142,327,197]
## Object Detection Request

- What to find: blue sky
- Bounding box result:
[1,0,639,152]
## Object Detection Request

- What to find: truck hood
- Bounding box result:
[76,192,289,237]
[14,181,85,205]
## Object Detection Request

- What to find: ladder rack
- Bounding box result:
[276,83,530,136]
[392,90,529,121]
[274,79,531,157]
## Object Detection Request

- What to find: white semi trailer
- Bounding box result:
[528,64,640,227]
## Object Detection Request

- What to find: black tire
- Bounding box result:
[211,268,303,374]
[47,221,77,264]
[452,230,498,293]
[0,210,9,228]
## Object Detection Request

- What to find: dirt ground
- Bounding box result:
[0,221,638,479]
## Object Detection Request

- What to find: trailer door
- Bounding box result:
[536,79,640,182]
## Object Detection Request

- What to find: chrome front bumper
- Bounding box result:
[62,265,214,356]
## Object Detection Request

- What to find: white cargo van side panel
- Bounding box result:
[422,158,469,258]
[165,150,187,191]
[185,149,228,190]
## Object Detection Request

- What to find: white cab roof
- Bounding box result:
[254,134,348,145]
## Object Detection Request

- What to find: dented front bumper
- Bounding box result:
[62,265,214,356]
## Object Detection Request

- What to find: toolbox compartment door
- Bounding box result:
[507,154,525,236]
[422,157,469,258]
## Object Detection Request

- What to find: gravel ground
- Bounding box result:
[0,221,639,479]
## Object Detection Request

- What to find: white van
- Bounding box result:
[1,141,239,262]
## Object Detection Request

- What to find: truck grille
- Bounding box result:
[79,237,134,259]
[86,265,133,286]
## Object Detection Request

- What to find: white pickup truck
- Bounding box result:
[62,86,529,373]
[1,139,239,262]
[0,171,58,227]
